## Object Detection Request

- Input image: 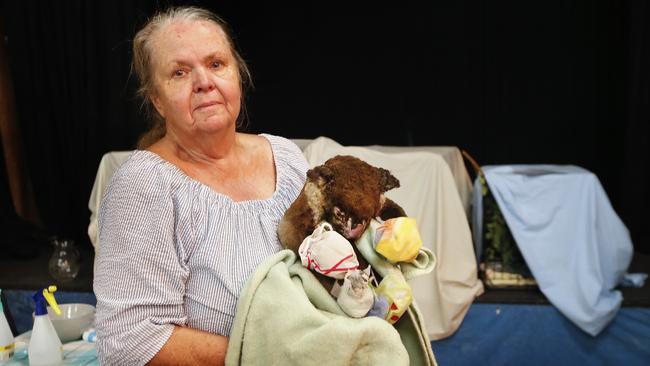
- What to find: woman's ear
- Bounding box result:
[150,94,166,118]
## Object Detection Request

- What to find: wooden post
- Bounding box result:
[0,16,41,226]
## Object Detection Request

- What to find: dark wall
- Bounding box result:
[1,1,647,253]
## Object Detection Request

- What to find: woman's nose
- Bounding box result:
[192,68,215,93]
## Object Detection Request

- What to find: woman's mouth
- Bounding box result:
[194,101,221,111]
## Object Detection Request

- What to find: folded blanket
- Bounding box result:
[226,249,437,366]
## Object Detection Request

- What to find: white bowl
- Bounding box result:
[32,303,95,343]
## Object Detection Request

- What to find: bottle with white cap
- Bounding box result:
[28,285,62,366]
[0,289,15,362]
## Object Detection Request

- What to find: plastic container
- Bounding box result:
[34,303,95,343]
[28,286,62,366]
[0,289,15,362]
[82,328,96,343]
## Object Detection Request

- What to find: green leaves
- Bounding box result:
[481,180,531,279]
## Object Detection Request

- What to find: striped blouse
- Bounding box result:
[94,134,308,366]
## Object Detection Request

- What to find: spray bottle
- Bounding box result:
[28,286,62,366]
[0,289,15,361]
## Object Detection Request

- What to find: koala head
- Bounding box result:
[278,155,405,253]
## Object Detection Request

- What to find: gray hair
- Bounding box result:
[132,6,253,148]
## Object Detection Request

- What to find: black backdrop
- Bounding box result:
[1,1,648,253]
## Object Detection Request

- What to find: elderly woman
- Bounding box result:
[93,6,308,366]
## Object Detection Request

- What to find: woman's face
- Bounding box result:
[149,20,241,139]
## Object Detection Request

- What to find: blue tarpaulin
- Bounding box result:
[431,304,650,366]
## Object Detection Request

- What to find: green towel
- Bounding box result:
[226,246,437,366]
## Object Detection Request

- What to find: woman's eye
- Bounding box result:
[210,61,221,69]
[173,69,186,77]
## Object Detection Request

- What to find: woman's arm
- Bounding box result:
[147,326,228,366]
[95,162,204,365]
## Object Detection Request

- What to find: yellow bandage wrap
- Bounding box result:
[0,343,14,351]
[375,217,423,263]
[374,268,413,324]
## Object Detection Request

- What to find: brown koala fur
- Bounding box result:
[277,155,406,290]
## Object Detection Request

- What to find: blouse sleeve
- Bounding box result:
[94,162,191,366]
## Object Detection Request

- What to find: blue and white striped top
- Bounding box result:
[94,134,308,366]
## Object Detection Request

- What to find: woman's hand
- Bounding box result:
[147,325,228,366]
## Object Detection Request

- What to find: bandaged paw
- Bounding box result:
[374,268,413,324]
[337,268,374,318]
[367,295,389,319]
[374,217,423,263]
[298,222,359,279]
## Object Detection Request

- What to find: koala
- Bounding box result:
[278,155,406,257]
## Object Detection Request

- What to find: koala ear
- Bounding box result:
[378,168,400,192]
[307,165,334,186]
[343,270,352,279]
[363,265,372,277]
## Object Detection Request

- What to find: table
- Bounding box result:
[6,331,98,366]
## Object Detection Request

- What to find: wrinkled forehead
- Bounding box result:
[149,19,234,69]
